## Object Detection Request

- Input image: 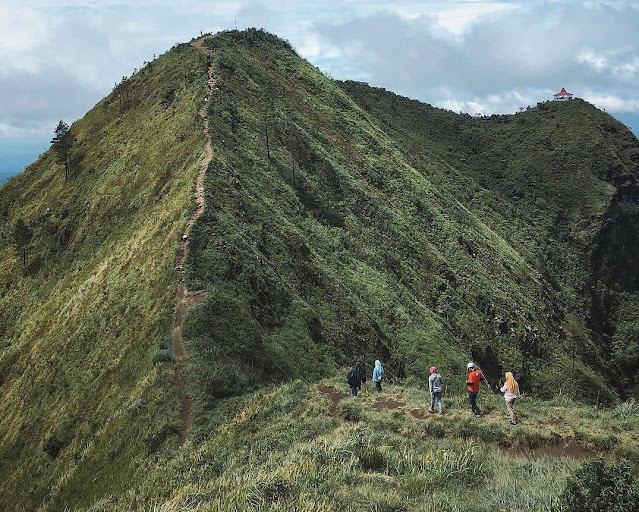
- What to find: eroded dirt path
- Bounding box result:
[170,37,216,445]
[316,385,407,416]
[316,385,608,460]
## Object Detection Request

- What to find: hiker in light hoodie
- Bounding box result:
[372,360,385,393]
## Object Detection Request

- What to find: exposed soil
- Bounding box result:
[409,408,429,420]
[317,385,349,416]
[170,37,216,445]
[507,440,604,460]
[316,385,408,415]
[371,394,407,411]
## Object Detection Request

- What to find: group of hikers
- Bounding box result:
[346,358,521,425]
[347,356,385,396]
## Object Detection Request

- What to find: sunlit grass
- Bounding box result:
[72,375,639,511]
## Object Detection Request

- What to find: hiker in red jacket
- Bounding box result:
[466,362,484,416]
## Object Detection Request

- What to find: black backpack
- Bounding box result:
[347,366,359,386]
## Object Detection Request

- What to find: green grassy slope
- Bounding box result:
[71,376,639,511]
[0,43,208,510]
[336,82,639,397]
[182,29,615,419]
[1,28,638,511]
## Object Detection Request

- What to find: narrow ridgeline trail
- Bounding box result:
[170,37,216,445]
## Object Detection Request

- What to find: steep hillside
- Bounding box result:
[181,29,618,420]
[336,82,639,396]
[0,44,208,510]
[1,28,638,511]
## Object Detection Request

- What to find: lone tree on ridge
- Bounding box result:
[51,120,72,179]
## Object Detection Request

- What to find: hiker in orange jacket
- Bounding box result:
[466,362,484,416]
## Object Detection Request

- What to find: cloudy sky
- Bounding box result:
[1,0,638,178]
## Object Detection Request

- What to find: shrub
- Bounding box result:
[424,421,446,439]
[43,435,65,459]
[358,444,388,472]
[151,347,175,365]
[336,399,363,422]
[609,399,639,420]
[555,457,639,512]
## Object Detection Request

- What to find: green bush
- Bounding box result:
[358,443,388,472]
[336,399,363,422]
[424,421,446,439]
[555,457,639,512]
[43,435,65,459]
[151,347,175,365]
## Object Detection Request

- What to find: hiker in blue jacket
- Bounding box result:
[372,360,385,393]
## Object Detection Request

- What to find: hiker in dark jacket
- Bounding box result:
[355,355,368,394]
[428,366,444,414]
[347,364,362,396]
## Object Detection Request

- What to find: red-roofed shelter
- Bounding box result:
[553,87,574,100]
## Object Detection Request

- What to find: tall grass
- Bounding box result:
[66,376,638,511]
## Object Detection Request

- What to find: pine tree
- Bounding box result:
[51,120,72,179]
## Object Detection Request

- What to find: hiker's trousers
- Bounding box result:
[468,391,481,414]
[505,397,517,424]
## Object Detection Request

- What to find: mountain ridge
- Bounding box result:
[0,28,638,510]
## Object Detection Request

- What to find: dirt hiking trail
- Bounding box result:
[316,385,605,461]
[170,37,216,445]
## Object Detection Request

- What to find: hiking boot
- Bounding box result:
[428,409,435,413]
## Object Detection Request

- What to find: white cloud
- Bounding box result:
[1,0,638,143]
[583,93,639,113]
[432,1,522,37]
[314,1,639,117]
[0,4,48,70]
[578,49,639,81]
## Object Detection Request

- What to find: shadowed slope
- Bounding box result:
[338,82,639,397]
[181,29,618,422]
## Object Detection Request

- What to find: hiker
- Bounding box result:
[500,371,520,425]
[355,355,368,394]
[466,362,484,416]
[428,366,443,414]
[347,364,362,397]
[372,360,385,393]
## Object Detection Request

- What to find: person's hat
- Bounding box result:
[466,362,475,369]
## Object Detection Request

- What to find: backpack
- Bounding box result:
[347,367,359,386]
[431,373,442,393]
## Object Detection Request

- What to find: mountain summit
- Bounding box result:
[0,29,638,510]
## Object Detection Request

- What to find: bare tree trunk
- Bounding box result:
[292,156,296,188]
[265,120,270,160]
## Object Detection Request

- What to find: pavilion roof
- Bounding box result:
[554,87,573,97]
